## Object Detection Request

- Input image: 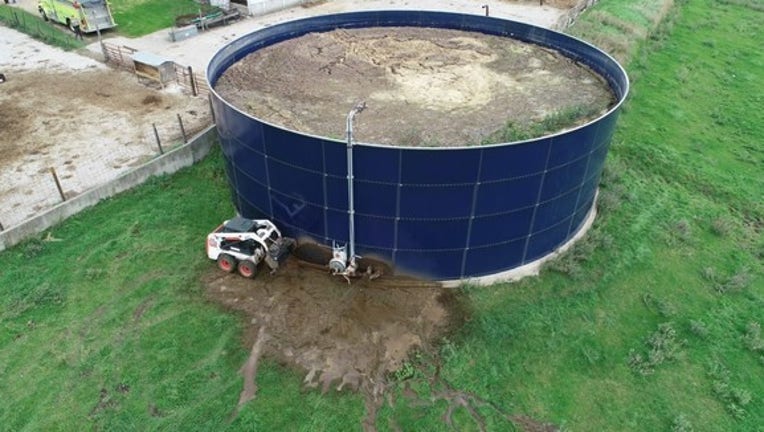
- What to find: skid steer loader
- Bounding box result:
[206,217,295,278]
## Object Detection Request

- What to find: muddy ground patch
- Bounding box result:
[203,257,560,431]
[203,258,458,387]
[203,256,469,423]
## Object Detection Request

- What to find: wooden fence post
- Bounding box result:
[188,66,198,96]
[177,114,187,143]
[50,167,66,202]
[153,123,164,154]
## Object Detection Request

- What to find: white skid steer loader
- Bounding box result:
[206,217,295,278]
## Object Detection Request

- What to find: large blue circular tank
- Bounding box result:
[207,11,629,281]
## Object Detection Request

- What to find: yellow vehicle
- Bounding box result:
[38,0,116,33]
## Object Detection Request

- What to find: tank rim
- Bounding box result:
[206,10,630,151]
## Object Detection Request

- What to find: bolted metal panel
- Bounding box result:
[207,11,629,280]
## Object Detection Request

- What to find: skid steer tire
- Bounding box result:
[237,260,257,279]
[217,254,236,273]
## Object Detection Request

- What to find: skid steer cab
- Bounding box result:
[206,217,295,278]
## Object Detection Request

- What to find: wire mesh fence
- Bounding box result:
[102,41,209,97]
[101,42,137,71]
[0,111,213,232]
[0,5,84,50]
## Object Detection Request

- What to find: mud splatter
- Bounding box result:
[233,326,268,417]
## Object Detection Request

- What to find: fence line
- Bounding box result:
[0,111,213,234]
[0,126,219,252]
[102,42,137,71]
[102,41,209,97]
[193,71,210,96]
[172,62,210,97]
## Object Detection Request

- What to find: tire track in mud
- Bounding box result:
[232,325,268,419]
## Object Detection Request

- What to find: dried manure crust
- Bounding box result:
[215,26,615,146]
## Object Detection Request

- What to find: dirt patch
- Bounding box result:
[0,68,205,167]
[215,26,614,146]
[0,68,210,227]
[233,325,268,418]
[141,94,162,105]
[204,257,452,383]
[203,252,463,420]
[204,249,564,430]
[0,25,213,229]
[132,296,154,323]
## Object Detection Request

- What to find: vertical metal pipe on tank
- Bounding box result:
[345,101,366,267]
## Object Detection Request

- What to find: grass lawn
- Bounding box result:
[109,0,206,37]
[1,0,762,430]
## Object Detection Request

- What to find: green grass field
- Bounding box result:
[1,0,762,430]
[109,0,207,37]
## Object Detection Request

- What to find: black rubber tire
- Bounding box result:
[217,254,236,273]
[237,260,257,279]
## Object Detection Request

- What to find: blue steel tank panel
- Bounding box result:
[208,11,629,280]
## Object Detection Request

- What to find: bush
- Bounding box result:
[700,267,752,294]
[628,322,684,376]
[544,226,613,279]
[708,360,752,420]
[710,217,732,236]
[742,322,763,353]
[689,320,709,339]
[671,414,694,432]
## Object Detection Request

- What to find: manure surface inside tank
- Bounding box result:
[215,26,616,146]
